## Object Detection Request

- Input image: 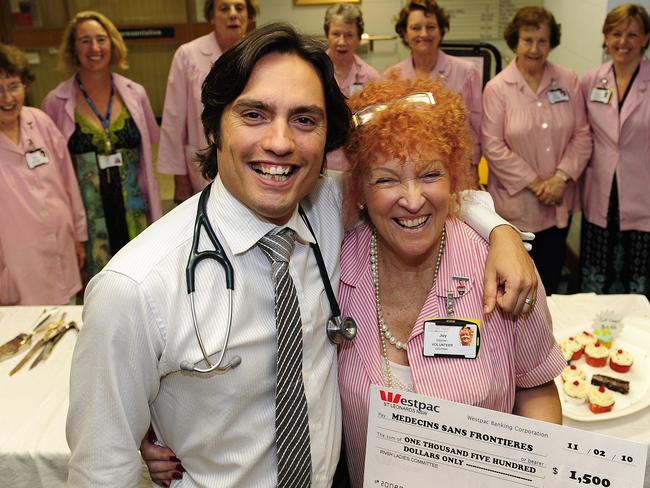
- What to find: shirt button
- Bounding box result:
[541,122,548,129]
[546,147,551,152]
[537,101,543,107]
[303,371,310,382]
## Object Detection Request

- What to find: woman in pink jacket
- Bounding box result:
[481,7,591,295]
[385,0,482,169]
[323,3,380,171]
[157,0,257,203]
[0,44,87,305]
[580,4,650,297]
[42,11,162,281]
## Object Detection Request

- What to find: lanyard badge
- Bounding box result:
[25,148,49,168]
[423,317,481,359]
[76,73,115,153]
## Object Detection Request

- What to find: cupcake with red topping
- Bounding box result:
[609,349,634,373]
[588,386,615,414]
[563,378,589,404]
[561,364,586,383]
[585,342,609,367]
[560,337,583,361]
[575,331,597,349]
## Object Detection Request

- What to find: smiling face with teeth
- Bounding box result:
[605,17,650,67]
[74,20,112,74]
[363,157,450,266]
[0,74,25,131]
[215,52,327,225]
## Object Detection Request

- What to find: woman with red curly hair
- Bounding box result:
[337,77,564,487]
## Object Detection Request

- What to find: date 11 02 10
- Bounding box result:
[567,442,635,463]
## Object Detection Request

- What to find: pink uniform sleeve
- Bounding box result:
[45,116,88,242]
[481,81,539,195]
[556,73,592,181]
[158,47,189,175]
[140,86,160,145]
[513,282,566,388]
[0,245,20,305]
[464,66,483,165]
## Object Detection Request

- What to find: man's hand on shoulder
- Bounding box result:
[483,225,538,316]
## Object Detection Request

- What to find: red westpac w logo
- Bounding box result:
[380,390,402,403]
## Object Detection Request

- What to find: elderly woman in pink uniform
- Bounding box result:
[42,11,162,281]
[324,3,380,171]
[385,0,482,169]
[157,0,257,203]
[481,6,591,295]
[0,44,86,305]
[580,4,650,297]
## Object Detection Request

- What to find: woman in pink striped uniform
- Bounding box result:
[337,77,564,487]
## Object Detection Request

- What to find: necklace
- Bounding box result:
[370,226,446,389]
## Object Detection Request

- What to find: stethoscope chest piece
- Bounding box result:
[327,316,357,344]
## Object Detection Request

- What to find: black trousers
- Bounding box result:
[529,224,570,295]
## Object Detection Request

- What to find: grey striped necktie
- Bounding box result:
[258,228,312,487]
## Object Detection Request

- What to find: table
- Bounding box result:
[547,293,650,487]
[0,306,152,487]
[1,296,649,487]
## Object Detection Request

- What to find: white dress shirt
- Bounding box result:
[67,174,344,487]
[66,171,516,487]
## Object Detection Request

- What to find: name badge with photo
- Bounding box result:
[423,318,481,359]
[25,148,49,169]
[97,153,123,170]
[590,87,613,104]
[547,88,570,104]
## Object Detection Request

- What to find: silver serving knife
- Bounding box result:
[0,308,55,362]
[29,321,79,370]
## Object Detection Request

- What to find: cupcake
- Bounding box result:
[593,328,614,348]
[585,342,609,367]
[561,364,586,383]
[575,331,597,348]
[609,349,634,373]
[588,386,615,414]
[560,337,583,361]
[563,378,589,404]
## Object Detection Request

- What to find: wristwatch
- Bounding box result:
[554,170,569,183]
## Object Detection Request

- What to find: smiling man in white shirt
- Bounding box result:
[67,23,537,487]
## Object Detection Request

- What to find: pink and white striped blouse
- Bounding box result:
[337,218,565,487]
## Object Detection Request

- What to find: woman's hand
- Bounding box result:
[74,242,85,269]
[484,225,538,316]
[536,174,567,206]
[140,428,184,487]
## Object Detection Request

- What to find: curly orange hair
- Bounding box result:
[342,76,473,228]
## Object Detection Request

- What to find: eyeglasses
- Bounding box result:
[351,91,435,128]
[0,83,25,98]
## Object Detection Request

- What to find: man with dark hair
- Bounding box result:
[67,23,537,487]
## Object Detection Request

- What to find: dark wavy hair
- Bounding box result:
[0,44,35,86]
[395,0,450,47]
[199,22,351,180]
[504,6,561,51]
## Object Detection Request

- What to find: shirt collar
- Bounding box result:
[208,174,316,256]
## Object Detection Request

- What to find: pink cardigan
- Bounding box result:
[481,61,591,232]
[385,51,482,165]
[0,107,87,304]
[42,73,163,222]
[337,218,565,487]
[156,33,222,193]
[581,59,650,231]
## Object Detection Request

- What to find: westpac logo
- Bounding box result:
[380,390,402,403]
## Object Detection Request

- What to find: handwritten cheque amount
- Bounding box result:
[364,385,647,487]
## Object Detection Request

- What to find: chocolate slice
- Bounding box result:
[591,374,630,394]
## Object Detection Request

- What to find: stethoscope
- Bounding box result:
[180,183,357,375]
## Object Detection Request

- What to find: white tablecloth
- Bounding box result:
[2,297,649,486]
[0,306,152,487]
[548,293,650,487]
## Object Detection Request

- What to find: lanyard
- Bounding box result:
[75,73,115,153]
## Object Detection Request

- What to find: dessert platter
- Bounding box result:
[554,312,650,422]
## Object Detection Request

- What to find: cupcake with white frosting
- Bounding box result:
[560,337,583,361]
[585,342,609,367]
[588,386,615,414]
[563,378,589,404]
[561,364,586,383]
[609,349,634,373]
